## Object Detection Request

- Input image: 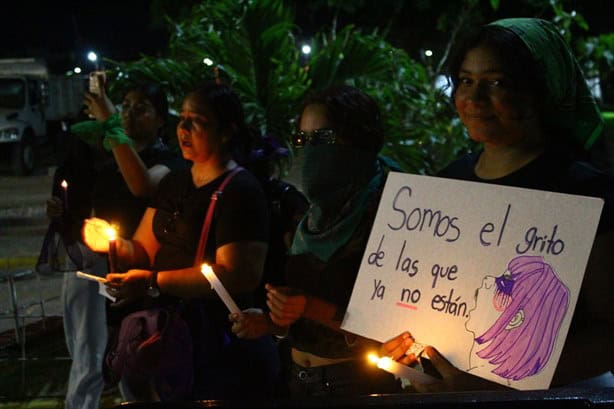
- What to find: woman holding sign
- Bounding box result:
[385,18,614,390]
[231,85,404,397]
[82,83,279,401]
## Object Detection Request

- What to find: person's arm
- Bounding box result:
[110,144,171,197]
[106,240,268,301]
[266,284,346,331]
[84,79,170,198]
[157,240,268,298]
[230,308,289,339]
[380,333,509,392]
[122,207,160,268]
[412,346,510,392]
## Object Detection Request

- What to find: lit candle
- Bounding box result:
[201,263,240,314]
[367,353,439,385]
[60,179,68,212]
[106,226,118,274]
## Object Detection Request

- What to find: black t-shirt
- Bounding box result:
[148,167,270,345]
[254,179,309,308]
[438,149,614,234]
[93,141,186,238]
[151,167,270,271]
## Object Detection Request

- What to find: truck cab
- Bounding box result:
[0,58,86,175]
[0,76,46,174]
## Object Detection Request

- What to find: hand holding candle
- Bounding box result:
[367,353,439,385]
[201,263,240,314]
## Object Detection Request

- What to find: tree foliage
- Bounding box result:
[105,0,610,176]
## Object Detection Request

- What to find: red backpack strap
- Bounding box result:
[193,166,244,267]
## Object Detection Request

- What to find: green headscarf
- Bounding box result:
[489,18,604,149]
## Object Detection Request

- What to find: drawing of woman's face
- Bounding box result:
[466,275,503,337]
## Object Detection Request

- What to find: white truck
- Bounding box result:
[0,58,86,175]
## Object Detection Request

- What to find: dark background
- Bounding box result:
[1,0,611,74]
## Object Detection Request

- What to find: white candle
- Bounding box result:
[61,179,68,212]
[201,263,240,314]
[367,354,439,385]
[106,226,118,274]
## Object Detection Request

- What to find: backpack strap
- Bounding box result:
[193,166,244,267]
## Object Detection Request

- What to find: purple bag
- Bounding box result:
[104,307,194,400]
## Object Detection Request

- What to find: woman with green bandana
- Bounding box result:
[383,18,614,391]
[231,85,404,397]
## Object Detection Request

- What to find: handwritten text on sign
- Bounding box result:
[341,172,603,390]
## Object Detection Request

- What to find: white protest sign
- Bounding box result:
[341,172,603,390]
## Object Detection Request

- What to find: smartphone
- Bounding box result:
[76,270,107,284]
[88,70,106,95]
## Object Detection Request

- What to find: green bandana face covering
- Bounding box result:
[290,145,382,262]
[301,144,376,204]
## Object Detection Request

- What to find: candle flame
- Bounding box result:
[201,263,212,277]
[105,226,117,241]
[367,353,380,364]
[377,356,393,371]
[61,180,68,189]
[366,353,392,370]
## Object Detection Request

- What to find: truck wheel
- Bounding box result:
[11,131,35,176]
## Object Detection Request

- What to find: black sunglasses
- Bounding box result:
[292,128,337,148]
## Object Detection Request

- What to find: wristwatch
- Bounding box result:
[147,270,160,298]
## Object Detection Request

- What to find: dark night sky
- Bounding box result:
[2,1,611,74]
[1,1,166,72]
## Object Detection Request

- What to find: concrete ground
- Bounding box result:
[0,166,64,338]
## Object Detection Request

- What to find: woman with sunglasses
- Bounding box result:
[231,85,403,397]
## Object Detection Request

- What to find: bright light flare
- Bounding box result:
[105,227,117,241]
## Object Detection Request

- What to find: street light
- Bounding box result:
[87,51,99,70]
[87,51,98,63]
[301,44,312,55]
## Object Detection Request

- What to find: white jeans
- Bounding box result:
[62,243,108,409]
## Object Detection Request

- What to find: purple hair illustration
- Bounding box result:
[474,255,569,381]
